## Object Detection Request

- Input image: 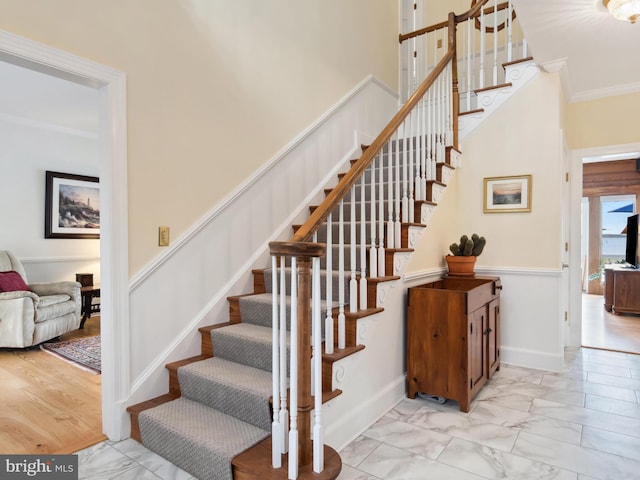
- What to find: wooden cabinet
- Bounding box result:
[407,276,501,412]
[604,266,640,315]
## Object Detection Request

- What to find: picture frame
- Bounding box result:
[483,174,532,213]
[45,171,100,239]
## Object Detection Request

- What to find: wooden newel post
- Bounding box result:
[268,241,326,472]
[296,255,313,467]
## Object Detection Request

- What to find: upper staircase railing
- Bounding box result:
[400,0,528,112]
[267,1,528,478]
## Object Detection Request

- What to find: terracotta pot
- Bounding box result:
[445,255,476,277]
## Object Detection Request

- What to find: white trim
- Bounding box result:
[403,267,446,284]
[19,256,101,264]
[540,57,573,103]
[404,265,562,282]
[575,143,640,163]
[0,28,130,440]
[475,266,561,276]
[570,81,640,104]
[501,346,564,372]
[129,76,397,290]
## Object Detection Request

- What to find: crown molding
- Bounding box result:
[569,80,640,103]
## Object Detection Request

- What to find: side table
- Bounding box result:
[80,285,100,328]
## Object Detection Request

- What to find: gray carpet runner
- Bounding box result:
[139,397,269,480]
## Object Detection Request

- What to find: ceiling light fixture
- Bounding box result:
[603,0,640,23]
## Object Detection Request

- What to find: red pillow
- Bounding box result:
[0,271,29,292]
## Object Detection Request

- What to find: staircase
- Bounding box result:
[127,2,534,479]
[127,138,460,480]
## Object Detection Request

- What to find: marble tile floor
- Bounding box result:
[77,347,640,479]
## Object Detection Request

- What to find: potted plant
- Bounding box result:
[445,234,486,276]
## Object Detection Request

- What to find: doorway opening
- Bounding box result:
[0,29,129,442]
[580,155,640,354]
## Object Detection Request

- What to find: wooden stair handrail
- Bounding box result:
[291,13,456,244]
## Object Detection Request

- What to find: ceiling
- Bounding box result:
[512,0,640,102]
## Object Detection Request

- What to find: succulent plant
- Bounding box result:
[449,233,486,257]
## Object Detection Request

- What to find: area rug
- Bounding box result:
[41,335,101,374]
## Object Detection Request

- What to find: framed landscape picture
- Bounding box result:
[45,171,100,239]
[483,174,532,213]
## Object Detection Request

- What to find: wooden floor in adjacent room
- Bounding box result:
[0,316,105,454]
[582,293,640,355]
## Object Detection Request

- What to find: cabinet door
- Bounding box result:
[468,307,486,397]
[487,298,500,377]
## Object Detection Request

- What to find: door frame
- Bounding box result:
[0,29,130,440]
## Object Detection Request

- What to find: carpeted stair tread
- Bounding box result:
[178,357,276,431]
[138,396,269,480]
[238,292,337,329]
[211,323,288,373]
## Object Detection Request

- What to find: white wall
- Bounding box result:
[0,62,101,283]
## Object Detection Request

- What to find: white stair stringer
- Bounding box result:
[459,59,539,141]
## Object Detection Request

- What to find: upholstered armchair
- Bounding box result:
[0,250,81,348]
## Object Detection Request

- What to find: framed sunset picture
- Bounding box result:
[483,174,532,213]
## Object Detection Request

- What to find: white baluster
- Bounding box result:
[271,255,282,468]
[279,255,288,454]
[394,132,402,248]
[312,256,323,473]
[401,123,409,223]
[378,152,386,277]
[480,3,485,89]
[324,214,334,355]
[338,200,346,350]
[426,86,432,182]
[386,143,395,250]
[416,105,424,202]
[421,95,427,194]
[507,0,513,62]
[493,0,498,86]
[288,257,298,480]
[466,17,471,112]
[447,63,453,146]
[369,157,378,280]
[360,174,368,308]
[408,112,415,224]
[349,185,357,313]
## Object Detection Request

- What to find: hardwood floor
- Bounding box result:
[582,293,640,354]
[0,315,105,454]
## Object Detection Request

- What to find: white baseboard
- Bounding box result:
[501,346,564,372]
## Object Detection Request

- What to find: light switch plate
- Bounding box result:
[159,226,170,246]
